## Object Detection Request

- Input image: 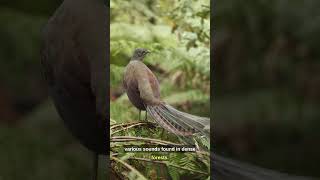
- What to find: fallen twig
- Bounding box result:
[111,136,183,146]
[111,156,148,180]
[111,122,157,135]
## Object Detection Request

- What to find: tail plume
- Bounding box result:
[146,104,314,180]
[146,104,315,179]
[146,103,210,139]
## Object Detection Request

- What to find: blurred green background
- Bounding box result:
[0,0,320,179]
[0,1,106,179]
[214,0,320,178]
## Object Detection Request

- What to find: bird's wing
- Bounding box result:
[133,62,160,105]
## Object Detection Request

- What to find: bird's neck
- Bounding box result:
[130,57,144,61]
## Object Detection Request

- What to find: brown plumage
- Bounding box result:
[123,48,208,138]
[123,58,161,110]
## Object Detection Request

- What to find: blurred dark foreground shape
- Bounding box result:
[40,0,108,179]
[213,154,315,180]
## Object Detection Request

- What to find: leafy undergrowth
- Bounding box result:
[110,120,210,180]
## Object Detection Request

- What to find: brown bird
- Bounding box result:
[123,48,315,180]
[123,48,210,139]
[40,0,107,179]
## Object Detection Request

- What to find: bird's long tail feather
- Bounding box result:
[146,103,210,140]
[146,104,314,179]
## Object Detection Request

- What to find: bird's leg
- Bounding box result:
[92,153,98,180]
[139,110,141,121]
[144,110,148,121]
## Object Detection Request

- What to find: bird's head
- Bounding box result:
[131,48,151,61]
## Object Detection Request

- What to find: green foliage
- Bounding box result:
[110,0,210,93]
[215,0,320,96]
[0,8,46,97]
[110,122,210,179]
[110,0,210,179]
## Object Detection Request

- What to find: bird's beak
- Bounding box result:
[146,50,151,54]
